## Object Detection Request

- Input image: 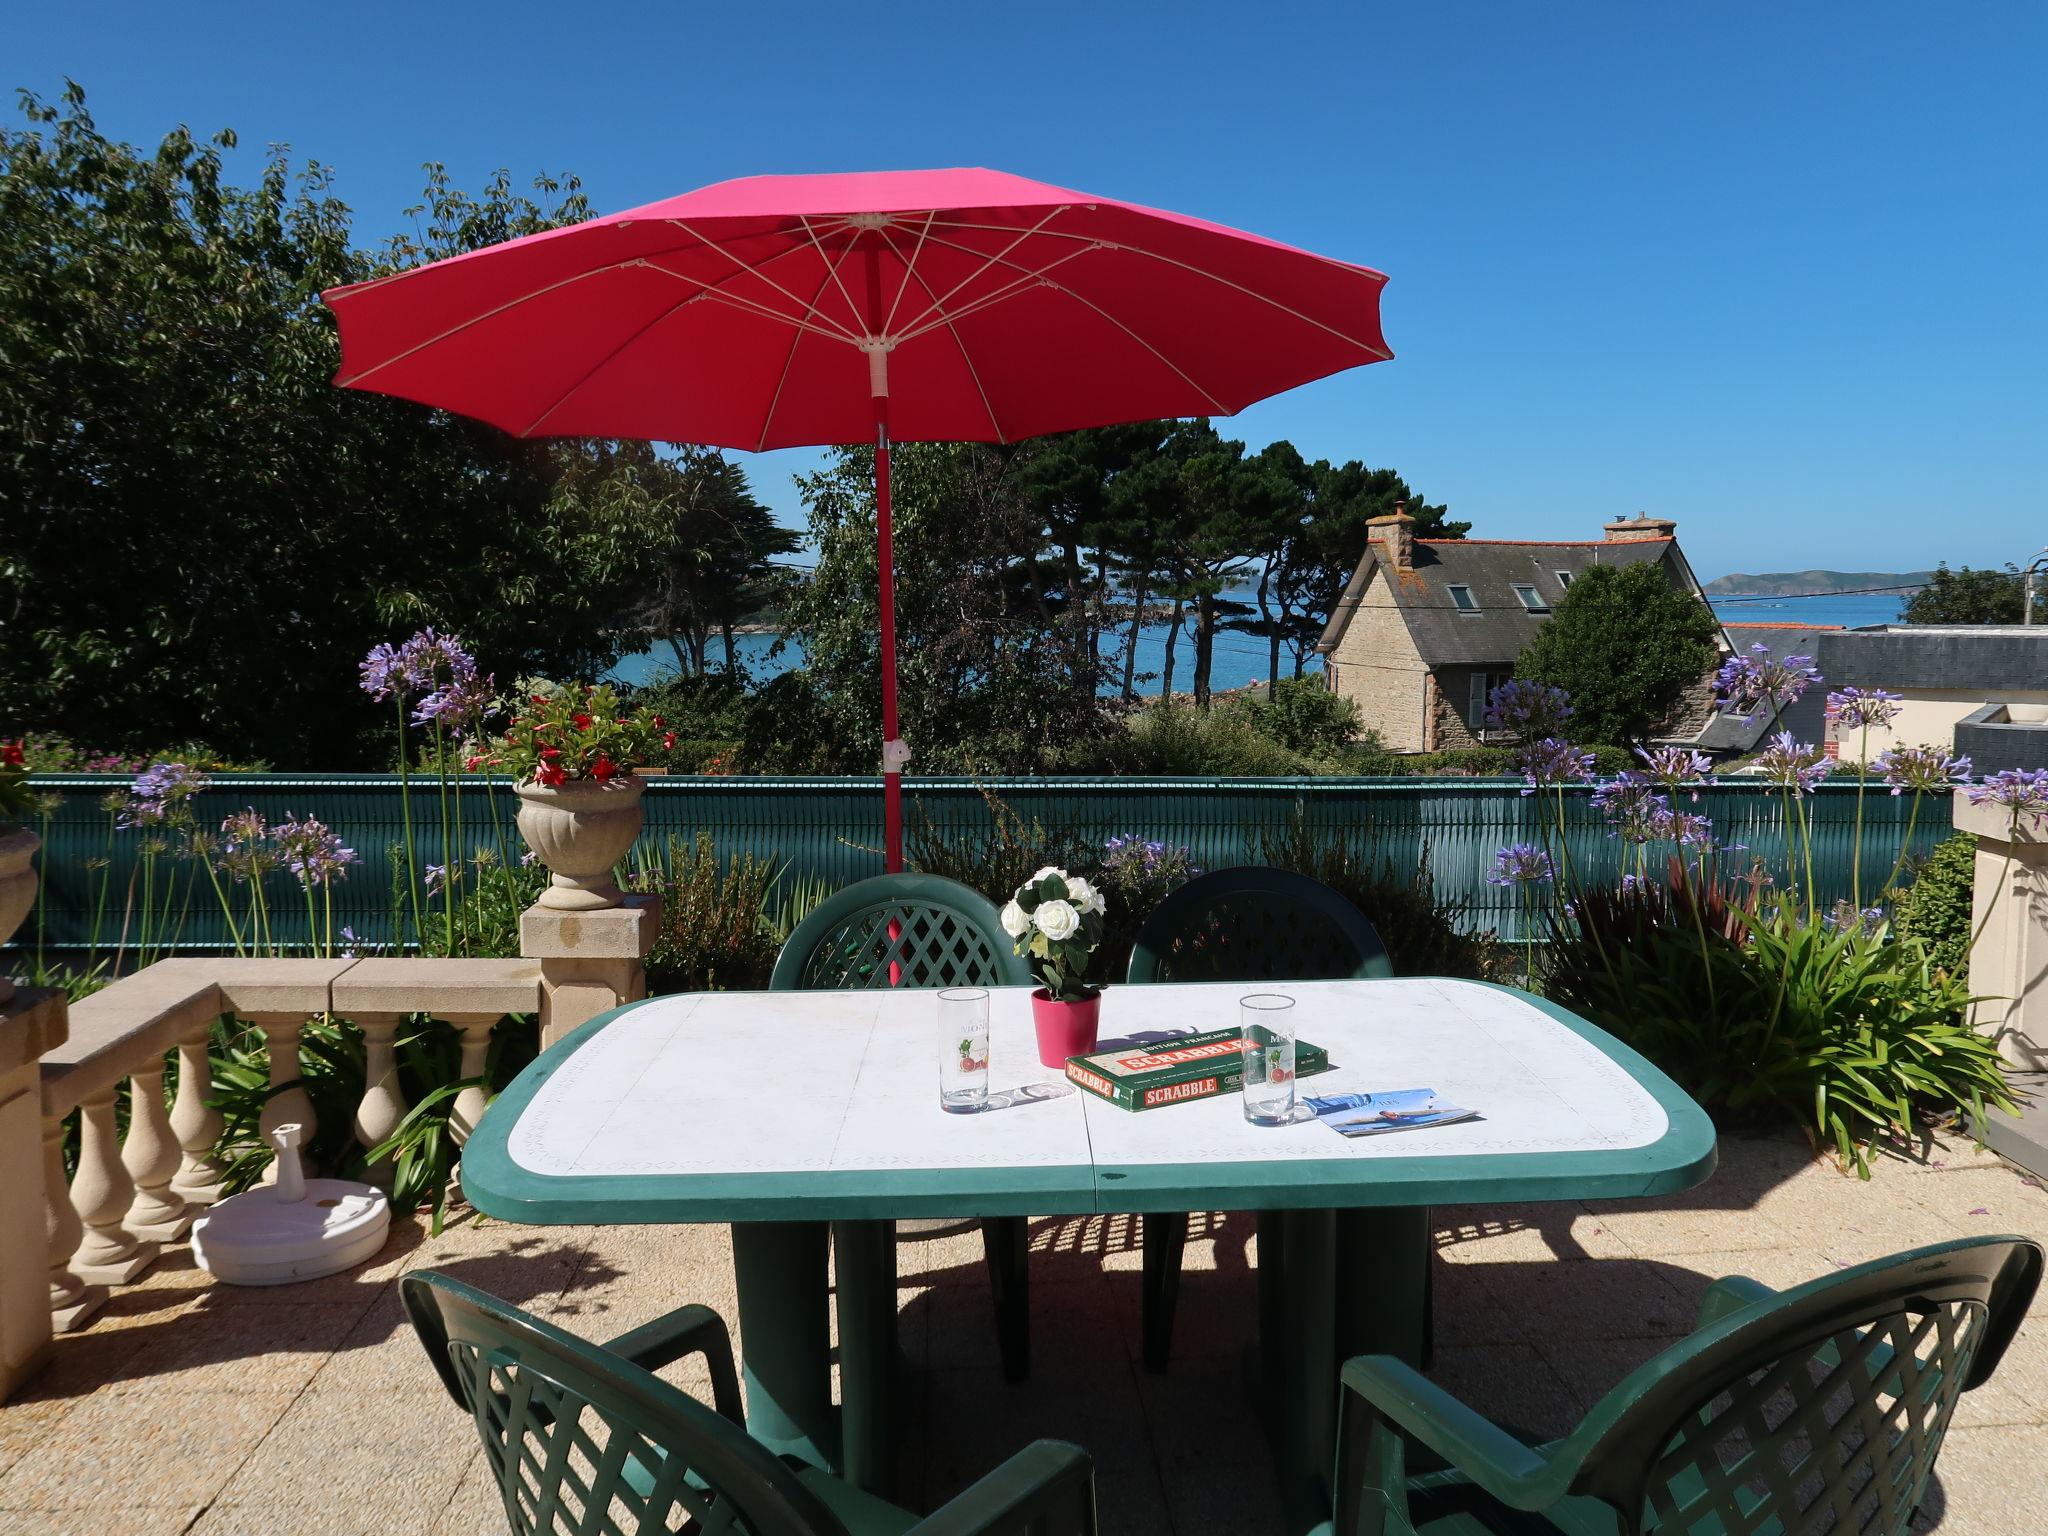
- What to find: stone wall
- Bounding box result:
[1325,567,1432,752]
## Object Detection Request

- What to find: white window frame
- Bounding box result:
[1514,583,1549,613]
[1555,570,1574,589]
[1447,584,1479,613]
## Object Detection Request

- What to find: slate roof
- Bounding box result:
[1318,537,1679,667]
[1690,622,1837,752]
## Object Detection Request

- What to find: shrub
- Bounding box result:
[635,833,820,993]
[1236,675,1363,756]
[738,671,852,774]
[1105,699,1316,775]
[1547,891,2014,1175]
[1893,832,1974,979]
[1254,812,1506,981]
[9,732,269,773]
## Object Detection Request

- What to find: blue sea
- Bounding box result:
[607,591,1907,694]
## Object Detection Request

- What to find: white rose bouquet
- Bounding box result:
[1001,865,1107,1003]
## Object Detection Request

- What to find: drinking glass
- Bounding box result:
[938,988,991,1113]
[1240,993,1297,1126]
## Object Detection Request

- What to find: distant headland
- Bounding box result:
[1702,569,1934,597]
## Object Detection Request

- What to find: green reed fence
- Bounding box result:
[9,773,1951,956]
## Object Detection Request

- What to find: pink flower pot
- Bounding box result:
[1031,987,1102,1069]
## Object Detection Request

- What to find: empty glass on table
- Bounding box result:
[1240,992,1297,1125]
[938,987,991,1113]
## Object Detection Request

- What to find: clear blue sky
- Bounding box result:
[13,1,2045,581]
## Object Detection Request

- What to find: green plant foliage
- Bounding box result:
[736,671,855,775]
[635,834,822,994]
[1515,563,1722,746]
[1893,832,1975,979]
[1235,675,1362,756]
[1547,893,2015,1176]
[1105,699,1316,775]
[1254,813,1506,981]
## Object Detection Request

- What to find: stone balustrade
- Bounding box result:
[29,955,540,1357]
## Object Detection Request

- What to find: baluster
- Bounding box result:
[251,1012,317,1181]
[168,1026,227,1204]
[69,1084,158,1283]
[121,1055,190,1240]
[447,1013,500,1147]
[352,1014,407,1191]
[43,1116,104,1332]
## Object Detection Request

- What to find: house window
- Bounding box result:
[1514,584,1549,613]
[1555,571,1574,589]
[1467,671,1511,730]
[1447,584,1479,613]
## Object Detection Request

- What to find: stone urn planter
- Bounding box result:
[0,828,39,1006]
[514,778,646,911]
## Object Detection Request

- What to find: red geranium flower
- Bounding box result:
[539,745,562,760]
[590,754,620,782]
[663,731,677,751]
[0,741,22,767]
[573,712,593,730]
[536,759,567,787]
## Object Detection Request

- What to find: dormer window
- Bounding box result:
[1555,571,1574,589]
[1447,584,1479,613]
[1514,584,1549,613]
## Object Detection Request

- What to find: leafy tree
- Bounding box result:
[609,447,798,676]
[1233,452,1460,692]
[1902,563,2029,625]
[0,85,687,766]
[1513,563,1720,745]
[787,442,1107,773]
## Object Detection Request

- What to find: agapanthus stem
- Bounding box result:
[303,879,320,960]
[1880,791,1924,900]
[483,773,520,912]
[396,696,424,951]
[1967,809,2022,955]
[435,720,454,957]
[1797,796,1817,917]
[1850,725,1870,910]
[200,857,246,957]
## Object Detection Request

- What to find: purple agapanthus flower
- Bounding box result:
[272,814,359,885]
[1966,768,2048,828]
[413,668,497,737]
[1591,773,1669,843]
[1517,737,1596,796]
[1485,680,1575,737]
[423,863,449,897]
[1873,744,1970,798]
[1486,843,1554,887]
[1633,744,1714,790]
[1713,643,1821,722]
[1824,687,1903,732]
[363,628,482,703]
[217,809,274,879]
[1754,732,1832,795]
[1823,900,1888,939]
[1652,808,1716,848]
[119,761,211,828]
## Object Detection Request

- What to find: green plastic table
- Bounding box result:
[462,977,1716,1534]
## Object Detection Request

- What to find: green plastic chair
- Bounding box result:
[402,1270,1097,1536]
[1124,866,1394,1374]
[1333,1235,2043,1535]
[772,873,1038,1384]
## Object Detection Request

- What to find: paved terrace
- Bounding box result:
[1,1130,2043,1535]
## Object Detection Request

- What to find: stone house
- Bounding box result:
[1316,512,1719,753]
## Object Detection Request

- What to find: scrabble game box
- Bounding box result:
[1064,1028,1331,1112]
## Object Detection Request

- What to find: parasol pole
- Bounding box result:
[864,240,906,874]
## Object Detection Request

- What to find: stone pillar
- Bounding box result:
[168,1026,227,1204]
[0,988,66,1397]
[120,1055,191,1241]
[1957,789,2048,1069]
[68,1083,158,1284]
[248,1012,317,1180]
[520,896,662,1050]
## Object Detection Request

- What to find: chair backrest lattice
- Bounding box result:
[1125,867,1392,985]
[771,873,1033,992]
[407,1273,845,1536]
[1566,1237,2042,1536]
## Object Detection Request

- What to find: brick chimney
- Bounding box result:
[1368,503,1415,570]
[1603,512,1678,543]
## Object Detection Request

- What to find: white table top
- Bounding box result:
[474,978,1704,1220]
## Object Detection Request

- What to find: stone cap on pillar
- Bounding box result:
[520,894,662,960]
[1953,788,2048,846]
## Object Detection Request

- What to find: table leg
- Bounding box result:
[731,1221,835,1471]
[1274,1208,1337,1535]
[1336,1206,1430,1368]
[832,1219,897,1498]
